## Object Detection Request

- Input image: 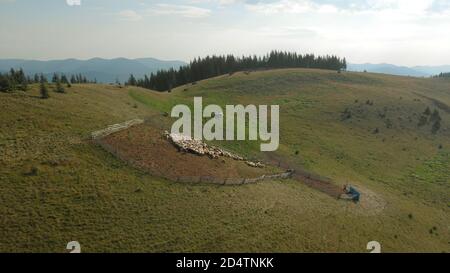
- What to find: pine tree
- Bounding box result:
[61,74,68,84]
[127,74,137,86]
[52,73,60,83]
[16,68,27,91]
[8,68,17,91]
[0,73,11,92]
[39,74,48,83]
[40,79,49,99]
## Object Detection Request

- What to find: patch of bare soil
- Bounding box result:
[352,186,387,216]
[262,152,343,198]
[296,174,343,198]
[97,123,278,181]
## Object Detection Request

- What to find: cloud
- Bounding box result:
[217,0,241,5]
[150,4,211,18]
[115,3,212,21]
[256,26,318,38]
[66,0,81,6]
[241,0,449,15]
[366,0,434,14]
[244,0,339,14]
[187,0,240,5]
[118,10,143,21]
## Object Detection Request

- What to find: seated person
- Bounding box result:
[340,184,360,203]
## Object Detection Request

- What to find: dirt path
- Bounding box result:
[261,152,343,198]
[295,174,343,198]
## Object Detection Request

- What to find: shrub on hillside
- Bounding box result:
[430,110,441,123]
[385,119,393,128]
[40,82,49,99]
[417,115,428,127]
[341,108,352,120]
[431,120,441,134]
[56,81,65,93]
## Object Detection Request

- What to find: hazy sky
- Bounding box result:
[1,0,450,66]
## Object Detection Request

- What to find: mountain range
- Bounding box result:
[1,58,449,83]
[347,63,450,77]
[0,58,187,83]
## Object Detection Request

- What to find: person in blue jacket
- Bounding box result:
[341,184,360,203]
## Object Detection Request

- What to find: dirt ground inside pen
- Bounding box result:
[97,123,279,180]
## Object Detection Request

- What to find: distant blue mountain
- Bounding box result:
[0,57,187,83]
[347,63,430,77]
[3,58,449,81]
[347,63,432,77]
[412,65,450,76]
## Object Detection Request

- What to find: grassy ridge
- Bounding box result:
[0,69,449,252]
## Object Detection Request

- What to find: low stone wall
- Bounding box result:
[172,171,294,185]
[91,119,144,140]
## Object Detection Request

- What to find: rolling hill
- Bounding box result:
[0,58,186,83]
[0,68,449,252]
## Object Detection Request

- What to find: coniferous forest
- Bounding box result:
[127,51,347,91]
[435,72,450,78]
[0,68,94,93]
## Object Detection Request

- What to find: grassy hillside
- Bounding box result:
[1,69,449,252]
